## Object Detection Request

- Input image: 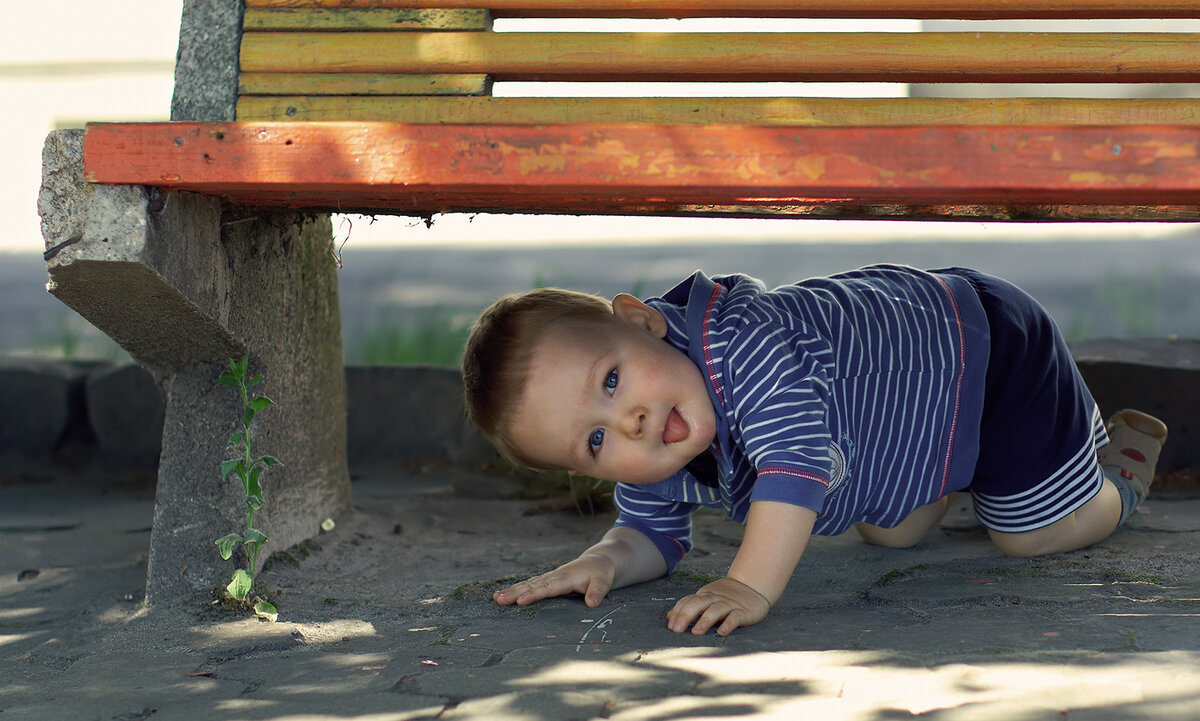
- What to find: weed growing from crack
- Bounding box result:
[214,353,282,621]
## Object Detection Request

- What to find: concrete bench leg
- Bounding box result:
[39,129,351,605]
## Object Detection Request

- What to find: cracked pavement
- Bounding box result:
[3,466,1200,720]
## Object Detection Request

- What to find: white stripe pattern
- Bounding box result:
[971,405,1109,532]
[614,266,990,570]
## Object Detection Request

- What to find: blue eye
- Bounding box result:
[604,369,618,394]
[588,429,605,454]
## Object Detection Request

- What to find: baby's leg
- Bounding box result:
[856,495,953,548]
[988,480,1121,557]
[989,409,1167,558]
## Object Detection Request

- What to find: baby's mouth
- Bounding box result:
[662,407,690,444]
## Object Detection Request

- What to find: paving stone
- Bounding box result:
[85,362,164,469]
[0,359,80,457]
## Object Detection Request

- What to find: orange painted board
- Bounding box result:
[243,0,1200,20]
[82,122,1200,214]
[239,31,1200,83]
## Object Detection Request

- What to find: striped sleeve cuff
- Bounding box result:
[611,517,690,573]
[749,466,829,514]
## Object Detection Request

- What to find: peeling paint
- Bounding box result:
[518,153,567,175]
[792,154,827,181]
[1134,140,1199,162]
[1069,171,1122,184]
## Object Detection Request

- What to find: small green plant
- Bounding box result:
[214,353,281,621]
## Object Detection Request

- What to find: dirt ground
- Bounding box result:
[4,463,1200,720]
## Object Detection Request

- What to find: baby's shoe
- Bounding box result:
[1097,409,1168,505]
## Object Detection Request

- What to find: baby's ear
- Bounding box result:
[612,293,668,338]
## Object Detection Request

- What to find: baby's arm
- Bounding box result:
[667,500,817,637]
[493,525,668,608]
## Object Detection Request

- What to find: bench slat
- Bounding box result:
[81,122,1200,220]
[239,31,1200,83]
[244,7,490,30]
[239,72,490,96]
[234,95,1200,124]
[243,0,1200,21]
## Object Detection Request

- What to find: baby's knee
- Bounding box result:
[988,526,1065,557]
[856,495,952,549]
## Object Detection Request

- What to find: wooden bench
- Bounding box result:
[83,0,1200,222]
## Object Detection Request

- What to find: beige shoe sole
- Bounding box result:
[1107,409,1168,443]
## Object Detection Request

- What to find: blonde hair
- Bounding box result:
[462,287,613,468]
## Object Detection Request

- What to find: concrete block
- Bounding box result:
[171,0,242,121]
[37,130,91,258]
[0,360,79,457]
[346,365,497,468]
[41,130,245,373]
[144,211,352,604]
[85,364,165,470]
[39,129,351,605]
[1073,338,1200,494]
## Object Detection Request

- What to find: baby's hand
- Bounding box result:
[666,576,771,637]
[493,553,616,608]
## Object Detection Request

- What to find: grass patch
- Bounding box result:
[349,310,472,366]
[450,575,536,600]
[872,564,930,587]
[674,568,723,584]
[27,310,129,362]
[344,278,652,367]
[431,626,457,645]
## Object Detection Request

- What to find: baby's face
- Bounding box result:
[507,300,716,485]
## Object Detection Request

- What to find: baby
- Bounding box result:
[461,265,1167,636]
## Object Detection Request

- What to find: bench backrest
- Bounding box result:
[236,0,1200,129]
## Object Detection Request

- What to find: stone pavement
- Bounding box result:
[3,465,1200,721]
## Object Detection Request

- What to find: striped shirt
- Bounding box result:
[612,265,990,570]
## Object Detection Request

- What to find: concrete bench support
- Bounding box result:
[39,129,350,605]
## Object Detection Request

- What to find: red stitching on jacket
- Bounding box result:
[933,276,966,498]
[757,466,830,487]
[700,284,727,411]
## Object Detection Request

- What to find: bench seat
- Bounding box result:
[83,121,1200,221]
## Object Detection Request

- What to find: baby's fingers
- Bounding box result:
[685,601,745,636]
[492,582,527,605]
[494,576,563,605]
[493,570,592,606]
[666,594,717,634]
[713,608,751,637]
[667,595,756,636]
[583,576,612,608]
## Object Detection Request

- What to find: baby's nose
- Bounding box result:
[620,407,647,438]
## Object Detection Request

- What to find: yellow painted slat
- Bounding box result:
[235,95,1200,125]
[238,72,489,95]
[241,0,1200,21]
[239,32,1200,83]
[244,7,489,30]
